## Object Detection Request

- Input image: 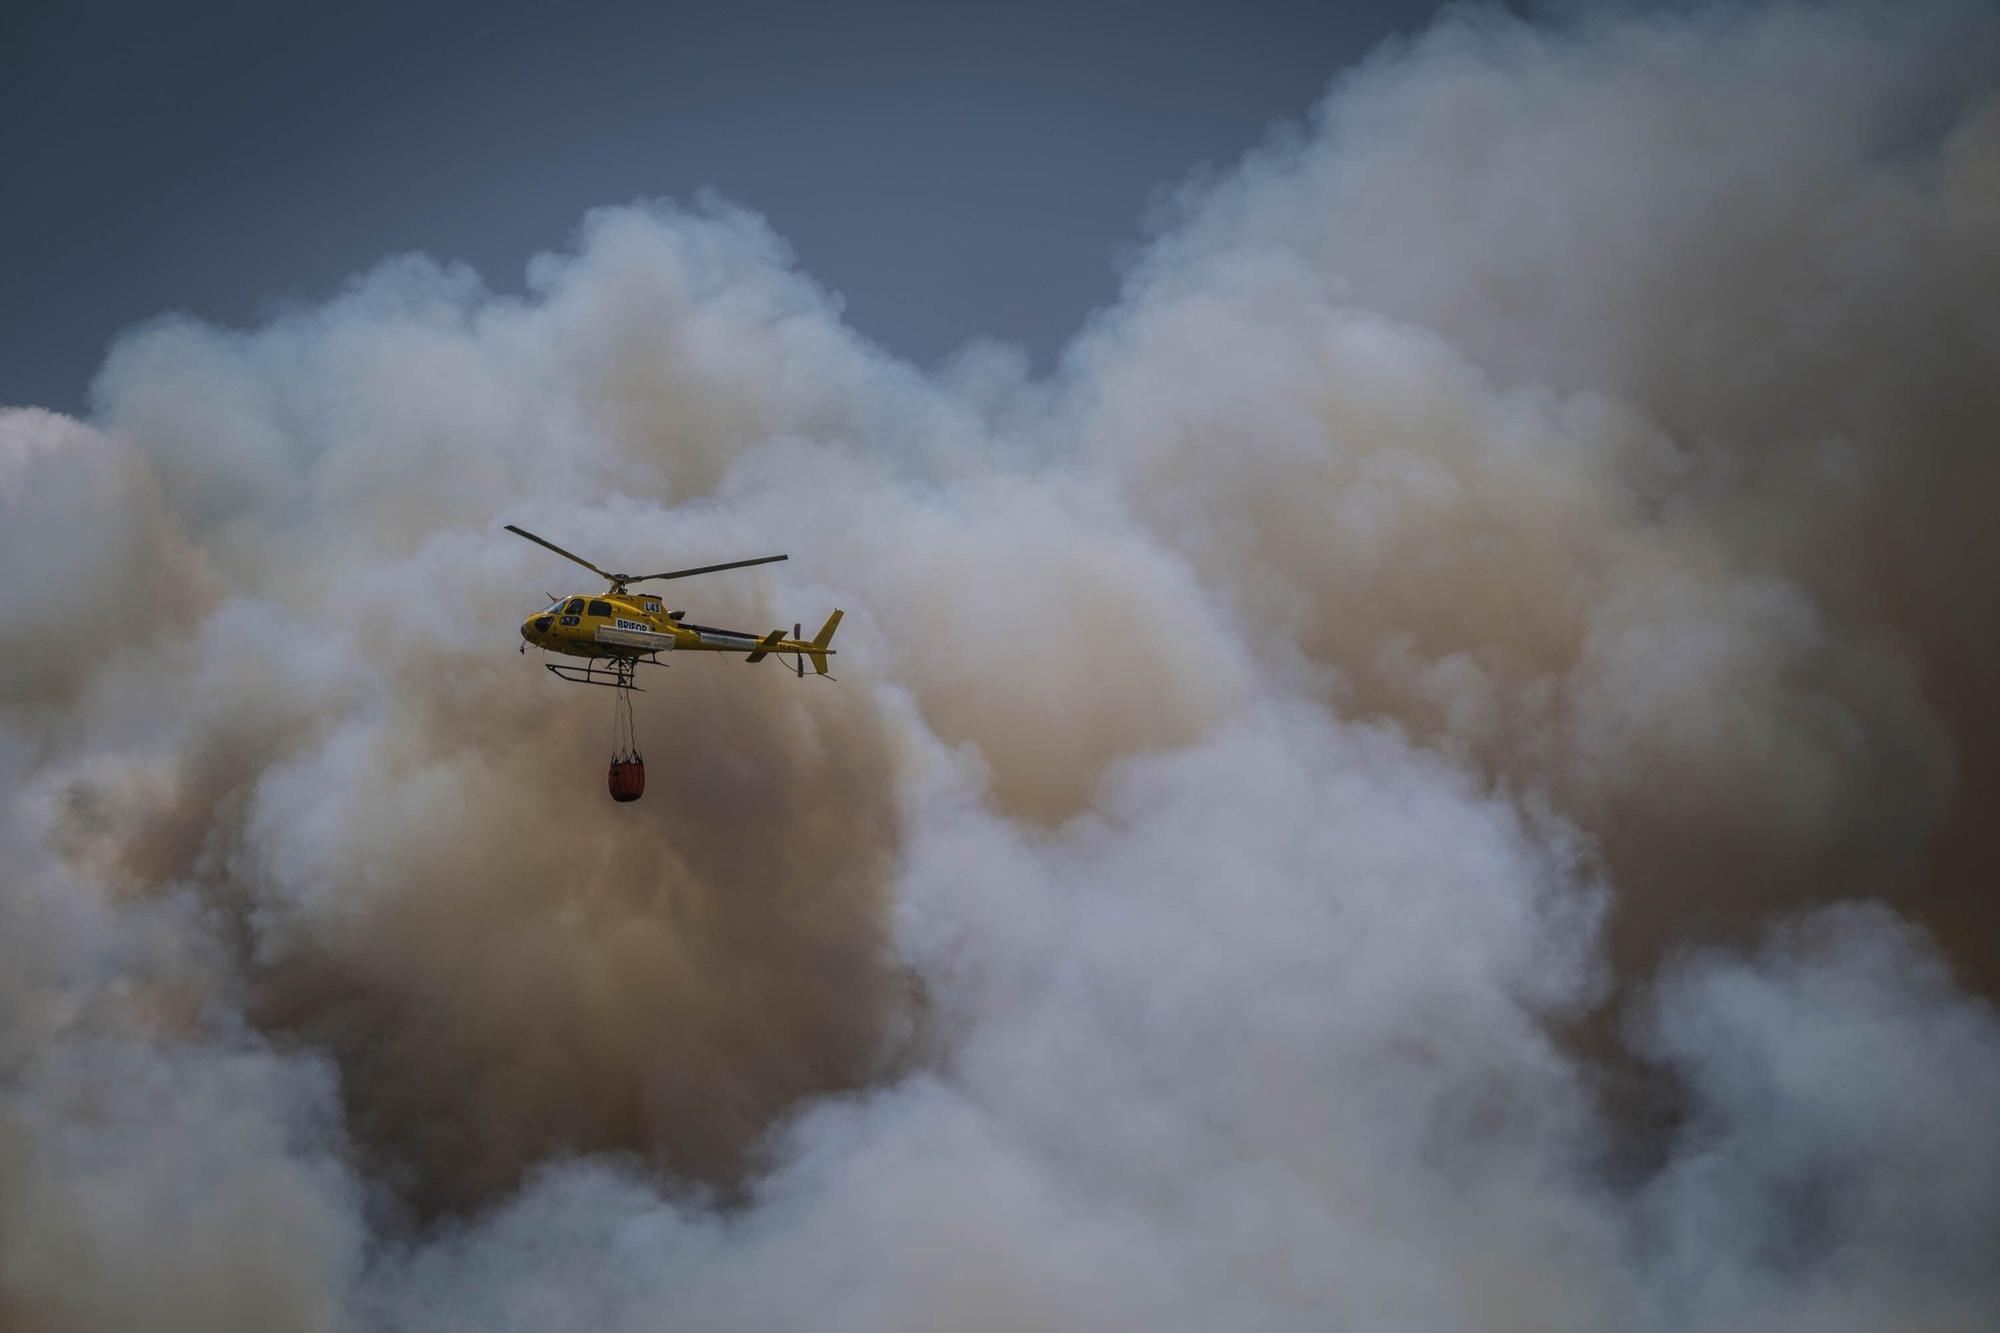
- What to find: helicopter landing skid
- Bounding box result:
[544,655,662,690]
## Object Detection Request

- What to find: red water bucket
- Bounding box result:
[608,757,645,803]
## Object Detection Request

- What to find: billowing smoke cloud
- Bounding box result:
[4,1,1999,1327]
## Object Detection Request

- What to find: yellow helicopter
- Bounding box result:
[508,523,840,690]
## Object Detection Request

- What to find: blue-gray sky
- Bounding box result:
[1,0,1462,414]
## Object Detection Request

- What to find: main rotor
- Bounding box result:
[505,524,786,594]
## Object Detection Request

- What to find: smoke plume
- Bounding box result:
[4,2,1998,1328]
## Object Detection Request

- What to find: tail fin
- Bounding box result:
[745,629,785,664]
[807,609,842,676]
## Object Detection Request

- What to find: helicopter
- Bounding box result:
[507,523,841,692]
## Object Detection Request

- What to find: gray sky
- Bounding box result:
[0,0,1459,414]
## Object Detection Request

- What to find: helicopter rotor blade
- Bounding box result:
[505,525,617,582]
[629,553,788,583]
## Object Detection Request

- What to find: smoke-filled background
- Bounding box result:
[5,0,2000,1328]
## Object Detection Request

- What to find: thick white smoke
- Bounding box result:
[5,2,1999,1328]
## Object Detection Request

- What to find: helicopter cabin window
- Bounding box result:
[565,599,586,616]
[588,600,613,618]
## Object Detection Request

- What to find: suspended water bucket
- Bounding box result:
[608,756,646,803]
